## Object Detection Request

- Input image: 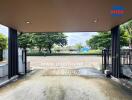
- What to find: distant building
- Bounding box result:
[80,47,90,53]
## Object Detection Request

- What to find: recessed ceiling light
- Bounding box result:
[26,21,31,24]
[93,19,98,23]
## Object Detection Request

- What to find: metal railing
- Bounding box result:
[102,49,112,71]
[102,49,132,72]
[120,49,132,65]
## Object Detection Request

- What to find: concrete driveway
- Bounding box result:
[0,68,132,100]
[0,56,132,100]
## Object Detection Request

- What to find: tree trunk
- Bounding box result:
[39,47,42,52]
[49,48,52,54]
[48,44,52,54]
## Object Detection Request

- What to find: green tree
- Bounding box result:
[18,32,67,54]
[86,29,129,49]
[0,33,7,61]
[122,20,132,48]
[75,43,83,51]
[41,33,67,53]
[18,33,34,50]
[86,32,111,49]
[33,33,47,52]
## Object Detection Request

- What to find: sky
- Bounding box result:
[0,24,8,36]
[64,32,98,46]
[0,24,98,46]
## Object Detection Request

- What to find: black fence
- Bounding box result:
[102,49,112,71]
[120,49,132,65]
[102,49,132,77]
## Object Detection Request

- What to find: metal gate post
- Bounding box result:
[111,25,121,78]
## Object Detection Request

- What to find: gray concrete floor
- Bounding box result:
[0,69,132,100]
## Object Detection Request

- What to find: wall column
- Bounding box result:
[111,25,121,78]
[8,28,18,78]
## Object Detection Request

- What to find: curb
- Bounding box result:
[111,76,132,90]
[0,75,18,88]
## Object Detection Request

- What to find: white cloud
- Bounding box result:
[64,32,98,46]
[0,24,8,36]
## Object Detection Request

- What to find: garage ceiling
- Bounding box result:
[0,0,132,32]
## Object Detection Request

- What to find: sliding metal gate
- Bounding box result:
[102,49,132,78]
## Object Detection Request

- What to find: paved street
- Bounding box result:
[27,56,102,70]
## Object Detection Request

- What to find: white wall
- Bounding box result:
[3,49,8,61]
